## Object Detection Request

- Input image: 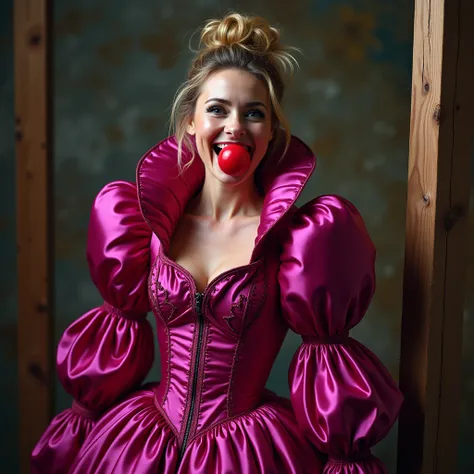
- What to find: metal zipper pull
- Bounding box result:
[195,291,203,316]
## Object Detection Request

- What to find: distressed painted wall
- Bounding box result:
[0,0,18,470]
[1,0,473,472]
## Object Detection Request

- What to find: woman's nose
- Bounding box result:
[225,116,246,137]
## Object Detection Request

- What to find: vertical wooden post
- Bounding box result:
[14,1,53,473]
[398,0,474,473]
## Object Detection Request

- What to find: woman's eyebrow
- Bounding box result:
[204,98,268,109]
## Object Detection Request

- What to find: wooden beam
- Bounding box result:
[14,1,54,473]
[398,0,474,473]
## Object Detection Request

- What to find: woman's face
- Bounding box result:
[187,68,273,184]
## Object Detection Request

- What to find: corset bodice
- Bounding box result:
[148,245,288,447]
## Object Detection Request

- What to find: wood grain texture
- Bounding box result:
[14,0,54,472]
[398,0,474,472]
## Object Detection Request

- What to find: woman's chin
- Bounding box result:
[216,170,247,185]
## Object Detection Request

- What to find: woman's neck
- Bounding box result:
[187,173,263,222]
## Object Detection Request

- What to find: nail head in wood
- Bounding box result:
[36,302,49,313]
[29,33,42,47]
[433,105,441,125]
[444,206,464,232]
[28,362,49,386]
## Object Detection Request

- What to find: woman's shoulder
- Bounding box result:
[279,194,375,262]
[92,180,139,207]
[86,180,153,290]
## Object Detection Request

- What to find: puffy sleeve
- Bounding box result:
[31,181,155,473]
[278,195,403,473]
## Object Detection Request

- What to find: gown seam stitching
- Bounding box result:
[193,319,210,434]
[178,298,200,444]
[227,336,242,417]
[187,402,271,446]
[148,252,172,405]
[153,393,180,439]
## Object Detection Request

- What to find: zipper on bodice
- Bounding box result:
[178,291,205,461]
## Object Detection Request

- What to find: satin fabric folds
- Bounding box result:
[31,182,155,473]
[31,135,402,473]
[279,197,403,473]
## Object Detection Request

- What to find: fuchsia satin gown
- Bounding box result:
[31,136,403,473]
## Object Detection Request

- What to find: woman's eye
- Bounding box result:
[246,109,265,119]
[206,106,226,115]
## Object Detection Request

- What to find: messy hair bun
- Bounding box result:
[201,14,281,54]
[197,13,299,82]
[171,12,300,169]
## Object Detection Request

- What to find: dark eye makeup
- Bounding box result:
[205,105,266,119]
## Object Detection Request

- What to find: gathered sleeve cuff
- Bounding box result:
[278,195,403,473]
[31,181,154,473]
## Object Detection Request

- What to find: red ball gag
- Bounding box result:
[217,144,251,176]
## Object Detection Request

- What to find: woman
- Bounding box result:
[32,12,402,474]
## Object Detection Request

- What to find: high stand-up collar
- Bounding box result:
[136,135,316,261]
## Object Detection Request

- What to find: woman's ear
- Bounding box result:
[187,120,196,136]
[270,118,281,142]
[269,124,279,142]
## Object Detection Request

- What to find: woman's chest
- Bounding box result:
[168,215,260,293]
[148,244,278,338]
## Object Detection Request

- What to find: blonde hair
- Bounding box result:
[169,13,300,170]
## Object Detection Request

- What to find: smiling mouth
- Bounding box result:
[212,143,253,157]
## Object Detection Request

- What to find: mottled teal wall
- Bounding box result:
[1,0,473,472]
[0,0,18,470]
